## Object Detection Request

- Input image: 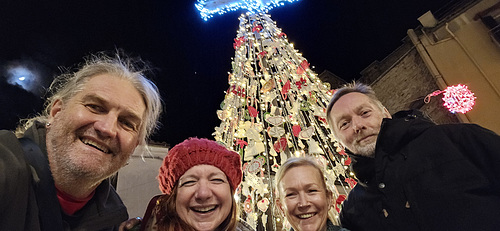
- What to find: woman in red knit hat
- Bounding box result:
[120,137,253,231]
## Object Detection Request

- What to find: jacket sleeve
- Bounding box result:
[453,124,500,189]
[0,130,34,229]
[339,186,359,230]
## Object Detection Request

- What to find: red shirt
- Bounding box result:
[56,187,95,215]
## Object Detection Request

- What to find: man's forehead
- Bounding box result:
[332,92,374,111]
[80,75,146,118]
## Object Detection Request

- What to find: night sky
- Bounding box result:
[0,0,455,146]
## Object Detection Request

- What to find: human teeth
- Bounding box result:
[81,139,109,153]
[193,206,216,212]
[298,213,314,219]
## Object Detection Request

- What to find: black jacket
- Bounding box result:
[340,110,500,231]
[0,122,128,230]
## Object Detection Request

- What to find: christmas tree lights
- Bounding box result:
[211,12,353,231]
[197,1,354,230]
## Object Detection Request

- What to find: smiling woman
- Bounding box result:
[275,158,349,231]
[121,137,254,231]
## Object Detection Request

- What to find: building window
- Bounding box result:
[475,2,500,47]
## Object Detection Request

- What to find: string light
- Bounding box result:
[196,0,300,21]
[442,84,476,113]
[425,84,476,114]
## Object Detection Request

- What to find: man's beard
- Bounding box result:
[347,132,378,158]
[351,141,376,158]
[46,117,115,181]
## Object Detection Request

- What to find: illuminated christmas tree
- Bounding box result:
[196,1,355,230]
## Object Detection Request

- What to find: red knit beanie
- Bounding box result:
[158,137,242,195]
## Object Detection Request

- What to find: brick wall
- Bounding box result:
[365,45,460,125]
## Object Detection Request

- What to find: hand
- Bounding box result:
[119,217,142,231]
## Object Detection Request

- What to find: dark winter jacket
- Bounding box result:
[340,110,500,231]
[0,122,128,230]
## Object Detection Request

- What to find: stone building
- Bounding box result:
[354,0,500,132]
[318,69,347,89]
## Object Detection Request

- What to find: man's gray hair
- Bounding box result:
[15,50,163,145]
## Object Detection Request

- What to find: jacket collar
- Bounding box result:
[347,109,434,160]
[22,121,48,156]
[347,110,435,186]
[376,110,434,155]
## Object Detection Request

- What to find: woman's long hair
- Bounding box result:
[155,184,239,231]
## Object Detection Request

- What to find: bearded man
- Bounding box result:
[327,82,500,231]
[0,51,162,230]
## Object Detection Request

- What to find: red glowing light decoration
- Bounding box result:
[425,84,476,114]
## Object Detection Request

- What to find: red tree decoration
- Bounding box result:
[425,84,476,113]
